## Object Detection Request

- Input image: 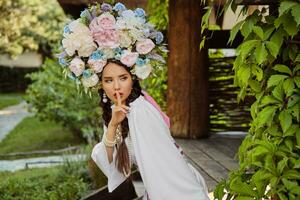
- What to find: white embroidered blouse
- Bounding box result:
[91,95,210,200]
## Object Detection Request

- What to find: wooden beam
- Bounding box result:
[207,30,243,48]
[235,0,278,5]
[167,0,209,138]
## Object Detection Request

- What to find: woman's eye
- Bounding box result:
[121,77,127,81]
[104,80,112,83]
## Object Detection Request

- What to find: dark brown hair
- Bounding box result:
[98,60,143,180]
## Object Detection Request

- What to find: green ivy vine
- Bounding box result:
[201,0,300,199]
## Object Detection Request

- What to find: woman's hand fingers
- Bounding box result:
[116,91,121,106]
[121,105,130,111]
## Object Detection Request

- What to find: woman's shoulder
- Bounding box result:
[129,95,145,107]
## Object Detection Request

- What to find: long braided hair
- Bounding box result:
[98,60,143,180]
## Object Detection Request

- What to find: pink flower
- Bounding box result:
[69,57,85,76]
[120,50,139,67]
[98,13,116,29]
[89,13,116,31]
[136,39,155,54]
[93,29,119,48]
[88,59,107,73]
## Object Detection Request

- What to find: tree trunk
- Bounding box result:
[167,0,209,138]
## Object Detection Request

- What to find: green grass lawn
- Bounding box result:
[0,93,24,109]
[0,116,85,155]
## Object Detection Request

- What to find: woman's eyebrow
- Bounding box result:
[103,74,128,79]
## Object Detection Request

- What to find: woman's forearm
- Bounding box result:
[105,122,118,164]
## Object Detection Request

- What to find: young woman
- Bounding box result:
[58,2,210,199]
[91,60,209,200]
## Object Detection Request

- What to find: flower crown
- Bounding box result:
[57,2,167,94]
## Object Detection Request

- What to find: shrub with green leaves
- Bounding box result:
[209,1,300,200]
[25,58,102,143]
[0,160,92,200]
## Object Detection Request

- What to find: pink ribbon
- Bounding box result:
[141,90,170,128]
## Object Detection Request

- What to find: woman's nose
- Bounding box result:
[113,80,120,90]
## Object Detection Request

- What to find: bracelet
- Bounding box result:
[103,132,116,147]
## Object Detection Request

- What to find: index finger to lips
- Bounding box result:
[116,91,121,106]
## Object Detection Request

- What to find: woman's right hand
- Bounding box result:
[109,91,130,127]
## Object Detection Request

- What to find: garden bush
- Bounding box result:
[25,58,102,144]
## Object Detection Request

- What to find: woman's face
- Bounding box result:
[101,62,133,105]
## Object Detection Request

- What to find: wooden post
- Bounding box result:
[167,0,209,138]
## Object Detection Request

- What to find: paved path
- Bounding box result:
[0,101,34,142]
[0,154,86,172]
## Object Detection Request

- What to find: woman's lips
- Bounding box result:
[113,93,123,99]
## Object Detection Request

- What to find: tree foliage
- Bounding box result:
[206,1,300,199]
[25,58,102,144]
[0,0,66,58]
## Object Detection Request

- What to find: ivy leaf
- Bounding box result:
[273,64,292,75]
[279,1,297,16]
[238,40,259,60]
[263,27,275,40]
[290,104,300,122]
[294,77,300,88]
[228,21,244,45]
[237,65,251,86]
[279,110,292,133]
[254,43,268,65]
[272,84,285,101]
[267,75,288,88]
[270,28,285,49]
[283,78,295,96]
[283,13,298,36]
[251,65,263,81]
[261,95,280,107]
[241,18,254,38]
[257,106,277,128]
[291,4,300,26]
[266,41,280,58]
[253,26,264,40]
[249,80,261,92]
[287,94,300,108]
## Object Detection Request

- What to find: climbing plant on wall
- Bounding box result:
[201,0,300,199]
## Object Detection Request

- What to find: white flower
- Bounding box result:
[82,73,99,88]
[101,48,115,59]
[117,30,133,48]
[135,63,152,79]
[129,28,145,41]
[62,20,96,57]
[115,10,145,30]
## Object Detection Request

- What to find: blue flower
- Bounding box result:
[59,58,68,67]
[80,9,92,21]
[155,32,164,44]
[91,50,104,60]
[83,70,92,78]
[114,47,122,54]
[63,25,71,34]
[136,58,146,66]
[101,3,112,12]
[113,2,126,11]
[134,8,145,17]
